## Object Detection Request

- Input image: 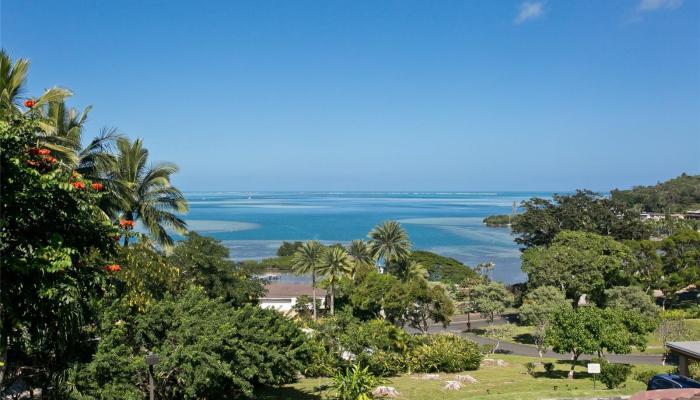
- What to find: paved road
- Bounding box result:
[411,314,664,366]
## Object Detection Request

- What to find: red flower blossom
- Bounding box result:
[104,264,121,272]
[119,219,135,229]
[24,99,36,108]
[29,147,41,155]
[72,181,86,189]
[37,148,51,156]
[44,156,57,164]
[91,182,104,191]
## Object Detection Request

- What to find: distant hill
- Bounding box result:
[611,173,700,213]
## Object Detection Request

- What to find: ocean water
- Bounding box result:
[180,192,551,284]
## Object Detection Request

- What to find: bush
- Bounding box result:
[70,288,311,399]
[524,362,536,376]
[599,363,632,389]
[409,334,483,373]
[543,362,555,376]
[634,369,659,385]
[331,364,386,400]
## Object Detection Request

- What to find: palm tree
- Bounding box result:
[111,137,188,247]
[347,239,375,279]
[390,259,427,282]
[291,241,325,319]
[1,50,71,115]
[368,221,412,273]
[318,246,352,315]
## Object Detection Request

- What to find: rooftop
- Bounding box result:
[668,341,700,359]
[262,283,326,298]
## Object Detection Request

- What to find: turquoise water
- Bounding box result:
[181,192,551,284]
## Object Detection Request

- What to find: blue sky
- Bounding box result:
[2,0,699,192]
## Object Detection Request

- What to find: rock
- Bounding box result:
[455,374,478,383]
[443,381,464,390]
[421,373,440,380]
[372,386,400,397]
[481,358,508,367]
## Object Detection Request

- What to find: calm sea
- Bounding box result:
[180,192,551,284]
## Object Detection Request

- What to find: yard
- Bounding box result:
[256,354,672,400]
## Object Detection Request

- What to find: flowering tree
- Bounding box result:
[0,113,118,391]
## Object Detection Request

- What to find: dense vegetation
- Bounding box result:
[483,214,512,226]
[611,173,700,213]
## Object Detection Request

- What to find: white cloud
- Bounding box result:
[638,0,683,11]
[514,1,545,24]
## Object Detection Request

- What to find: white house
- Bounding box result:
[259,283,326,313]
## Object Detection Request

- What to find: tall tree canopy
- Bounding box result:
[368,221,412,271]
[111,138,188,247]
[611,173,700,213]
[512,190,650,249]
[521,230,634,305]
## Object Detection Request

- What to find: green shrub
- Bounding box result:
[524,362,536,376]
[69,288,311,399]
[543,362,555,376]
[409,334,482,373]
[634,369,659,385]
[599,363,632,389]
[331,364,385,400]
[356,350,406,377]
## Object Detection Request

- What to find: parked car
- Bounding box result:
[647,374,700,390]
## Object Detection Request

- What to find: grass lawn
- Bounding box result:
[481,319,700,355]
[255,354,672,400]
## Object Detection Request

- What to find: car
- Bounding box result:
[647,374,700,390]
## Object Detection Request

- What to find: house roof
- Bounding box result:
[262,283,326,298]
[668,342,700,360]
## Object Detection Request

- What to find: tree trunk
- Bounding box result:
[466,313,471,332]
[124,235,129,247]
[312,271,317,320]
[568,354,579,379]
[330,282,335,315]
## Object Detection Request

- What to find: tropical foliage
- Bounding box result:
[611,173,700,213]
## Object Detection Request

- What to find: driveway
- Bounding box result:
[410,314,664,366]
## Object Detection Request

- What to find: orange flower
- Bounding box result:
[91,183,104,191]
[24,99,36,108]
[119,219,135,229]
[72,181,86,189]
[104,264,121,272]
[37,149,51,156]
[44,156,57,164]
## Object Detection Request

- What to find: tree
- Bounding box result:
[521,230,633,305]
[348,271,397,320]
[519,286,572,357]
[470,281,513,324]
[277,241,303,257]
[658,229,700,307]
[388,258,427,282]
[292,240,325,319]
[405,280,454,333]
[512,190,651,249]
[547,306,650,378]
[168,232,264,306]
[110,138,188,247]
[484,323,515,353]
[655,310,691,365]
[624,240,663,293]
[0,50,71,115]
[604,286,659,319]
[1,113,117,391]
[368,221,412,273]
[69,287,311,399]
[319,246,353,314]
[347,239,375,279]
